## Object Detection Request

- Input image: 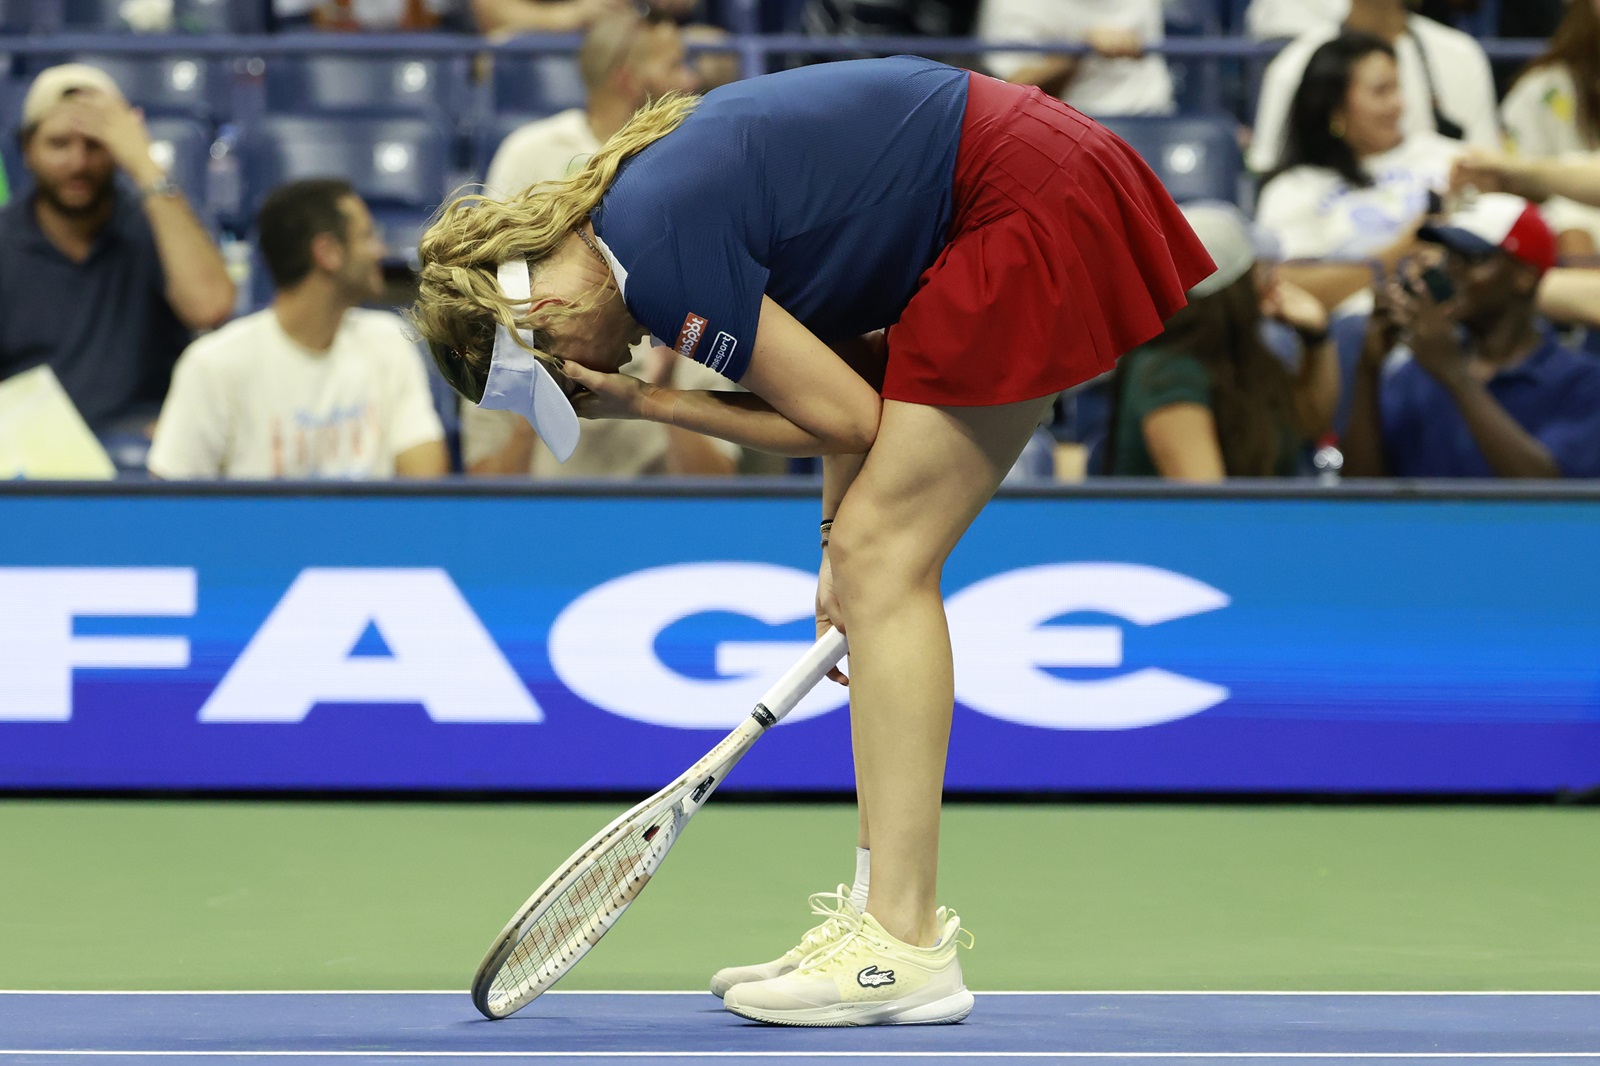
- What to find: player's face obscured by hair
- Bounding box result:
[24,101,116,217]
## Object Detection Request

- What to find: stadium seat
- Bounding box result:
[492,54,587,119]
[265,55,471,119]
[145,116,212,214]
[1097,113,1244,205]
[0,0,33,32]
[238,116,450,262]
[63,0,265,32]
[65,54,223,122]
[1163,0,1226,114]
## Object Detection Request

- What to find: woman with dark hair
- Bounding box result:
[1105,203,1339,478]
[1255,31,1462,309]
[1501,0,1600,256]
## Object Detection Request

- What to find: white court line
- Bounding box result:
[1,990,1597,996]
[3,1052,1600,1059]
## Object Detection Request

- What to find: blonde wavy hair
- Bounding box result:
[412,91,699,403]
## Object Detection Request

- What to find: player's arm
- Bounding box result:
[563,297,882,456]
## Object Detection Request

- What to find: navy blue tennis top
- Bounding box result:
[591,56,969,381]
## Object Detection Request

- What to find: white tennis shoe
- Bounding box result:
[722,906,975,1026]
[708,886,859,999]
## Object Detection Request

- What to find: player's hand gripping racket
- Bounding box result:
[470,626,848,1020]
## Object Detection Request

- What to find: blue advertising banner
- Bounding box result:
[1,486,1597,794]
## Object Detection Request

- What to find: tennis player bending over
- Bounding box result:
[413,55,1212,1027]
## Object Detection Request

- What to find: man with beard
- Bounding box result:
[0,64,235,433]
[147,179,448,479]
[1342,193,1600,478]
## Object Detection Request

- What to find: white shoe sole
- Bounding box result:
[724,987,974,1027]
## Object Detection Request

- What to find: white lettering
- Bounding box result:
[947,563,1229,729]
[199,568,542,723]
[0,568,194,722]
[548,562,847,729]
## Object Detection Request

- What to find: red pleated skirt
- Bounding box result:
[882,71,1216,407]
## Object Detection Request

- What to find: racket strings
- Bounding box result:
[488,809,679,1011]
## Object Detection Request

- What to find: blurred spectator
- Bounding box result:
[273,0,464,29]
[486,12,696,196]
[473,0,638,35]
[1248,0,1497,174]
[147,179,448,479]
[1255,34,1460,310]
[1246,0,1347,41]
[473,0,737,89]
[0,64,234,435]
[1414,0,1566,40]
[977,0,1172,116]
[1342,194,1600,478]
[1500,0,1600,257]
[1452,150,1600,331]
[1104,203,1339,479]
[1253,0,1566,42]
[802,0,977,39]
[469,13,738,479]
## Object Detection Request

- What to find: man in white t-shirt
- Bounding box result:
[148,179,448,479]
[474,11,741,479]
[1248,0,1497,173]
[975,0,1173,116]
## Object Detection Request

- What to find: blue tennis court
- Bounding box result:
[2,992,1597,1064]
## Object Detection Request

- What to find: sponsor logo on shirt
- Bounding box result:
[675,313,708,360]
[706,332,738,375]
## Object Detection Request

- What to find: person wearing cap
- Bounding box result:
[1104,202,1340,479]
[466,10,738,479]
[146,179,448,480]
[1342,193,1600,479]
[411,56,1211,1026]
[1447,150,1600,332]
[0,64,235,435]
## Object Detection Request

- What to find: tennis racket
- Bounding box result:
[470,626,849,1020]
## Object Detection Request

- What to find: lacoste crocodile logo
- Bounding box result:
[857,965,895,988]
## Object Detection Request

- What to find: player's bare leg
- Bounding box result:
[828,396,1051,948]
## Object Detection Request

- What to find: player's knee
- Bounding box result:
[829,519,938,618]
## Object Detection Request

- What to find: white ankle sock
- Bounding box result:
[849,847,870,911]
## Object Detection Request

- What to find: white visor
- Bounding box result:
[477,258,581,463]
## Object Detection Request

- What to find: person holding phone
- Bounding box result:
[1341,193,1600,479]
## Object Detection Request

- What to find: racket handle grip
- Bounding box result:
[752,627,847,728]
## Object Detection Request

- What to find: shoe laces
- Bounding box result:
[794,884,861,955]
[797,907,976,972]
